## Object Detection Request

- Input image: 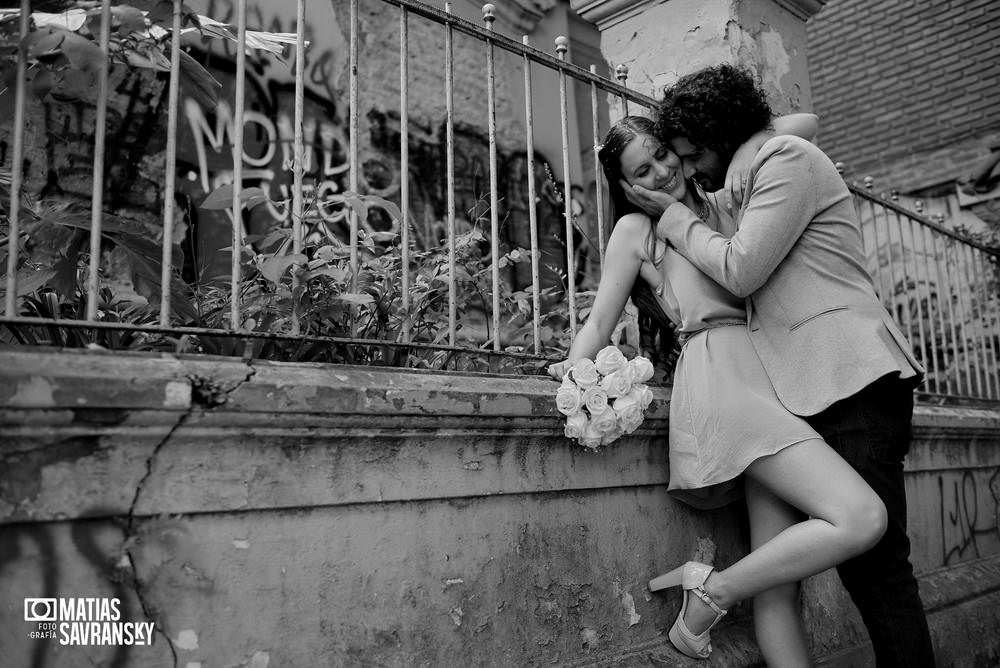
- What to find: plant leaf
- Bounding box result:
[178,48,221,109]
[257,253,306,285]
[200,184,270,210]
[335,293,375,306]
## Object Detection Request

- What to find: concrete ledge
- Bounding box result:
[1,348,999,667]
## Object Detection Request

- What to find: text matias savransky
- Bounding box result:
[25,597,155,646]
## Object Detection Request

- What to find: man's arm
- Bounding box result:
[658,137,820,298]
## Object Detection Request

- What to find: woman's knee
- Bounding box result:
[846,493,888,552]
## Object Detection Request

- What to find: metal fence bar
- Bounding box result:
[85,0,112,322]
[920,223,946,395]
[556,36,576,338]
[929,230,958,395]
[887,199,911,338]
[522,36,541,354]
[445,3,457,347]
[905,216,931,388]
[863,179,890,304]
[229,0,248,331]
[882,201,902,327]
[158,0,183,326]
[943,237,971,395]
[349,0,360,298]
[399,6,411,343]
[4,0,30,318]
[590,65,606,268]
[961,242,987,397]
[290,0,307,336]
[615,65,629,116]
[484,5,501,352]
[976,248,1000,398]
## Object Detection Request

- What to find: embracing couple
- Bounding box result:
[549,64,935,667]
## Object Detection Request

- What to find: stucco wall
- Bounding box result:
[1,348,999,667]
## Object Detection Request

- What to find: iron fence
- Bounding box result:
[848,180,1000,402]
[0,0,998,400]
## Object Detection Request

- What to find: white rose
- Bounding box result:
[600,366,634,399]
[579,421,604,449]
[594,345,628,376]
[630,383,654,410]
[555,379,584,416]
[570,358,600,388]
[600,427,624,446]
[612,394,644,434]
[564,411,588,440]
[629,356,655,383]
[582,385,609,415]
[590,405,619,434]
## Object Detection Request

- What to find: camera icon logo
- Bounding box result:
[24,598,58,622]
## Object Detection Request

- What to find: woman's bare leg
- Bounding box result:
[746,476,812,667]
[681,438,887,634]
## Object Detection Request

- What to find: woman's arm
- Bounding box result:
[725,113,819,206]
[548,215,647,380]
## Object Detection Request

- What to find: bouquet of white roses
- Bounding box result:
[555,345,655,449]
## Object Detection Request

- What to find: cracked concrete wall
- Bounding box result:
[576,0,818,117]
[1,348,999,667]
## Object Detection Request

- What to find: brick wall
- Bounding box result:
[806,0,1000,193]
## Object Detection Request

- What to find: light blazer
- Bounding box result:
[661,135,922,416]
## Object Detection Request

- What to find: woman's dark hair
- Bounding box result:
[597,116,680,375]
[653,63,772,162]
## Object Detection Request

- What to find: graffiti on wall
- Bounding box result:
[938,466,1000,567]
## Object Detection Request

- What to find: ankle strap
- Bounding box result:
[692,585,726,616]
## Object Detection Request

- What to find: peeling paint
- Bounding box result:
[250,651,270,668]
[8,376,56,407]
[449,606,463,627]
[164,380,192,408]
[175,629,200,650]
[233,539,250,549]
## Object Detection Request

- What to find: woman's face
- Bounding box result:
[618,133,687,200]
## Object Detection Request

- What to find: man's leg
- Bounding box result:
[804,374,936,668]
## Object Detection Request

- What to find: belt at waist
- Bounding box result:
[677,318,747,346]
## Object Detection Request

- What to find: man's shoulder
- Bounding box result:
[757,134,826,162]
[755,135,832,164]
[754,134,840,181]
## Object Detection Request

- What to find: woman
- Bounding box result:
[548,116,887,666]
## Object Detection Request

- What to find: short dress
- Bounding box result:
[653,204,823,509]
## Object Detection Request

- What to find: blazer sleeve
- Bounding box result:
[661,137,820,298]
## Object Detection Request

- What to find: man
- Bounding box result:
[630,63,935,667]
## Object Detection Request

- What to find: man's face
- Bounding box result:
[670,136,727,192]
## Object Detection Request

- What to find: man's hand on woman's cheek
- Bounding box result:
[622,182,678,218]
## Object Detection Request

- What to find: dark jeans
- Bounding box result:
[803,374,936,668]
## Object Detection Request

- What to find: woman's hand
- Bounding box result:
[548,359,572,381]
[624,181,679,218]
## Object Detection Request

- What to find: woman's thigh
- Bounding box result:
[744,438,883,524]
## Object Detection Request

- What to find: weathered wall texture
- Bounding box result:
[571,0,820,115]
[1,348,999,667]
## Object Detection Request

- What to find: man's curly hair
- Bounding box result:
[653,63,773,159]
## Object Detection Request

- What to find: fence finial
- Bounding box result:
[863,176,874,191]
[555,35,568,57]
[615,64,629,85]
[482,4,495,24]
[835,161,846,176]
[915,199,924,213]
[891,189,899,202]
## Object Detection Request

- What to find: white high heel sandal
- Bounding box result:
[649,561,728,659]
